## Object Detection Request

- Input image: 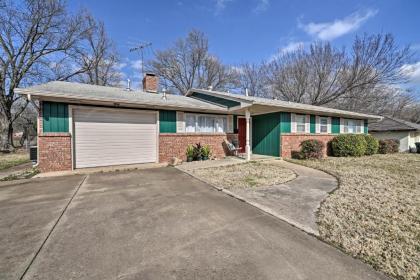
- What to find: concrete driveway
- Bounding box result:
[0,167,388,280]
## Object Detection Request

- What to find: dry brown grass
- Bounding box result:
[191,160,296,189]
[290,154,420,280]
[0,151,29,170]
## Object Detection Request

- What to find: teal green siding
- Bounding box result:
[190,92,240,108]
[310,115,316,133]
[42,101,68,133]
[364,120,368,134]
[252,113,281,157]
[332,117,340,134]
[159,110,176,133]
[280,112,291,133]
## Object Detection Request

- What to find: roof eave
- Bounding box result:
[16,89,230,114]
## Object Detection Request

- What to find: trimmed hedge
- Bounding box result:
[299,139,325,159]
[364,134,379,155]
[378,139,400,154]
[331,134,367,157]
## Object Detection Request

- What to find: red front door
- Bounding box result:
[238,118,246,153]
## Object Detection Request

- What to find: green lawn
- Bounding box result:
[0,151,30,170]
[289,154,419,280]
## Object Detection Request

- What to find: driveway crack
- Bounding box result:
[19,175,88,280]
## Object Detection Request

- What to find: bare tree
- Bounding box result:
[69,15,122,86]
[265,33,411,107]
[237,62,269,97]
[147,30,238,95]
[0,1,119,150]
[0,0,89,149]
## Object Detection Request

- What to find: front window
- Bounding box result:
[296,114,306,133]
[320,117,328,133]
[185,113,227,133]
[343,119,362,133]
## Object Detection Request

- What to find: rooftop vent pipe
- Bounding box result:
[126,79,131,91]
[161,88,167,101]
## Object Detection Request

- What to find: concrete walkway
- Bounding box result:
[231,160,337,235]
[179,159,337,235]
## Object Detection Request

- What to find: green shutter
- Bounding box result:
[310,115,316,133]
[252,112,281,157]
[42,101,69,133]
[233,115,238,131]
[364,120,368,134]
[159,110,177,133]
[332,117,340,134]
[280,112,291,133]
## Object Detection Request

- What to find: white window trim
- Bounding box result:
[342,118,364,134]
[176,111,185,133]
[292,113,308,133]
[227,115,234,133]
[184,113,228,133]
[305,114,310,133]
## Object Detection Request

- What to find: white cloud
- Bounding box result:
[401,61,420,85]
[299,9,378,40]
[214,0,233,15]
[280,41,305,53]
[268,41,305,61]
[253,0,269,14]
[115,62,127,70]
[130,59,143,71]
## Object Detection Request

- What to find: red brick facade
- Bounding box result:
[280,133,336,158]
[159,133,238,163]
[38,133,72,172]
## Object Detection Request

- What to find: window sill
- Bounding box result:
[39,132,71,137]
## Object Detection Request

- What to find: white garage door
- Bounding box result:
[74,108,157,168]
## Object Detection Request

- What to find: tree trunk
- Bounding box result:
[8,121,14,150]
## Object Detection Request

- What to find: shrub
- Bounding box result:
[331,134,367,157]
[201,145,211,159]
[193,143,203,160]
[299,139,325,159]
[378,139,400,154]
[364,134,379,155]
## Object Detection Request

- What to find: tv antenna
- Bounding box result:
[129,42,152,89]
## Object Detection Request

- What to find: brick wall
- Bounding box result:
[38,133,72,172]
[37,102,72,172]
[159,133,238,162]
[280,133,336,158]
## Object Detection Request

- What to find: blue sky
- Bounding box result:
[68,0,420,91]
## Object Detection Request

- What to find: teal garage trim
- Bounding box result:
[42,101,69,133]
[190,92,240,108]
[310,115,316,133]
[252,112,281,156]
[159,110,177,133]
[280,112,291,133]
[332,117,340,134]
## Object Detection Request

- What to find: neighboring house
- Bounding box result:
[16,74,380,172]
[369,116,420,152]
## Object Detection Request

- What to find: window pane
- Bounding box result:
[206,117,215,132]
[185,114,196,132]
[197,116,206,132]
[320,117,328,133]
[296,115,306,132]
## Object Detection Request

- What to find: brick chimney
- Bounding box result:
[142,73,158,93]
